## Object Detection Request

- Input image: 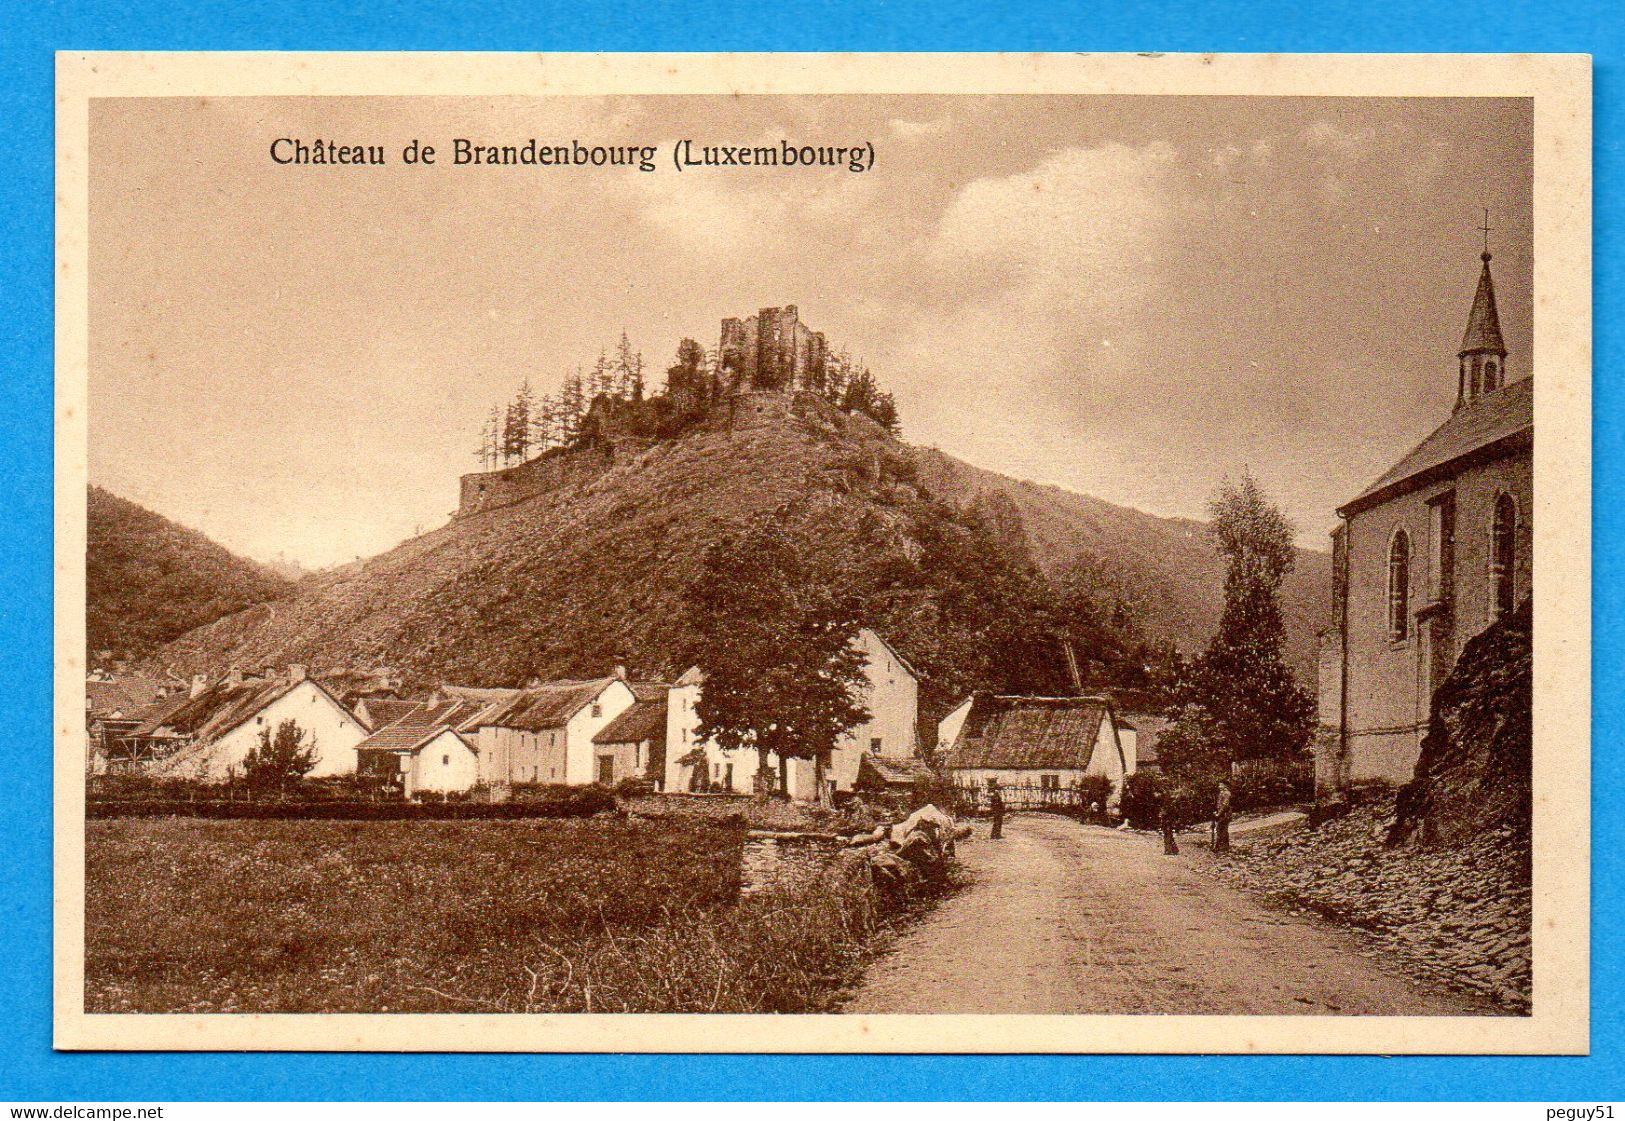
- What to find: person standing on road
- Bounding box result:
[1213,779,1233,853]
[989,784,1005,840]
[1156,782,1179,855]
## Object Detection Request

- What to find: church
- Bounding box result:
[1316,245,1533,792]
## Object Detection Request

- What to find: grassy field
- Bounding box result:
[86,815,917,1013]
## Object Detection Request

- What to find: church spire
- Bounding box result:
[1456,212,1508,410]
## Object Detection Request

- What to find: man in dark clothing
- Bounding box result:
[989,785,1005,840]
[1156,784,1179,855]
[1214,780,1233,854]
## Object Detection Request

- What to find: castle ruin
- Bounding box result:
[719,305,829,392]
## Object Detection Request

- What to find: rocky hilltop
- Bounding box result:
[145,392,1330,705]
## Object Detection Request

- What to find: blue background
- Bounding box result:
[1,0,1617,1101]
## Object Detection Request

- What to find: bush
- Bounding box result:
[509,782,619,817]
[1119,772,1161,828]
[1229,758,1315,812]
[1076,775,1114,818]
[615,776,657,798]
[85,795,621,821]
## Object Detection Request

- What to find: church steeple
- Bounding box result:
[1456,212,1508,411]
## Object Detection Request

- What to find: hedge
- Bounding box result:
[87,785,618,821]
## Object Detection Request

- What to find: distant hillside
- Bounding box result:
[87,486,293,664]
[148,393,1330,705]
[908,450,1329,678]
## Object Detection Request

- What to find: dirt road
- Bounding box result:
[844,815,1493,1015]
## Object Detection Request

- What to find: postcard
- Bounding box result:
[54,51,1591,1053]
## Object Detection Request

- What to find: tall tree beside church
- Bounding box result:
[682,501,871,803]
[1160,470,1314,771]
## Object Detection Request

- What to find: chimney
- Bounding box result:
[190,673,208,698]
[287,663,307,683]
[614,663,628,681]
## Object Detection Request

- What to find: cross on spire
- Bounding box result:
[1478,208,1493,258]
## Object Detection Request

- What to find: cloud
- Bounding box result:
[889,116,953,138]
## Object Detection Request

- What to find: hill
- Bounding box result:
[907,450,1329,678]
[86,486,294,664]
[146,394,1330,711]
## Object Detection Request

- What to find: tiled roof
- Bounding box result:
[355,701,476,755]
[943,695,1110,771]
[467,679,615,732]
[858,754,936,786]
[594,692,669,745]
[86,676,165,718]
[1342,376,1532,515]
[134,677,295,741]
[358,698,417,727]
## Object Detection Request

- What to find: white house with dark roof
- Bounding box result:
[132,666,370,780]
[354,700,480,797]
[938,693,1131,804]
[592,682,670,788]
[457,677,636,787]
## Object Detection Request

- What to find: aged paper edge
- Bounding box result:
[52,51,1593,1055]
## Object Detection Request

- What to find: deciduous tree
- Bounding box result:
[683,502,871,803]
[1161,470,1314,773]
[242,718,319,794]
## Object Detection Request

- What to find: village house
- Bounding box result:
[591,682,670,788]
[128,665,369,780]
[354,699,481,798]
[937,693,1133,805]
[853,753,939,800]
[665,627,921,801]
[85,671,168,774]
[352,695,417,732]
[1317,247,1533,792]
[453,675,638,788]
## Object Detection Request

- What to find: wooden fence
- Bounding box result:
[951,782,1093,815]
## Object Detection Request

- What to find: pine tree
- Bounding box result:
[531,393,556,452]
[841,365,879,416]
[825,350,852,407]
[870,391,902,436]
[510,379,534,462]
[558,368,587,445]
[589,350,613,403]
[476,410,496,468]
[614,331,645,401]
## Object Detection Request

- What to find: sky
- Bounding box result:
[88,94,1533,569]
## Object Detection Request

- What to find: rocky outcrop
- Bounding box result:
[1394,596,1532,846]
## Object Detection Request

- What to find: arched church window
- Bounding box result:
[1388,530,1411,641]
[1485,360,1499,391]
[1491,493,1517,618]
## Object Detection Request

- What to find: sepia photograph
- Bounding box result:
[52,52,1591,1054]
